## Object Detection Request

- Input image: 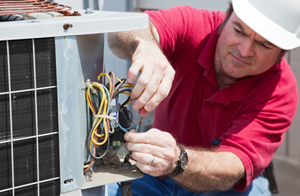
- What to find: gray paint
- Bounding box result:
[56,36,90,194]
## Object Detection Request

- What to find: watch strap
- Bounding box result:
[167,146,187,178]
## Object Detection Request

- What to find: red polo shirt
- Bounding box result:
[146,6,298,191]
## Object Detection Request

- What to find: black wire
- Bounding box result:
[84,160,91,165]
[113,89,132,99]
[117,182,121,188]
[114,78,126,94]
[90,88,103,114]
[113,89,132,108]
[108,89,131,115]
[121,96,131,108]
[86,118,110,160]
[114,78,126,88]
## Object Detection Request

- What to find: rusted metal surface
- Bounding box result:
[0,0,79,16]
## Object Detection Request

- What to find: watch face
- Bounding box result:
[180,154,188,170]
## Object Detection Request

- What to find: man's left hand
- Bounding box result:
[124,128,180,176]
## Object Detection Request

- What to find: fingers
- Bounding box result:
[125,129,176,149]
[132,152,155,165]
[131,67,163,110]
[132,152,171,176]
[127,58,144,83]
[127,40,175,112]
[130,60,155,100]
[124,128,179,176]
[131,64,174,112]
[143,68,174,111]
[126,143,169,159]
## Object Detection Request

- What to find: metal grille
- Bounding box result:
[0,0,72,16]
[0,38,60,196]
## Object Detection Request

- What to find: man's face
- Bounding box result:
[215,12,282,82]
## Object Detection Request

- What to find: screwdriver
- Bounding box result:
[135,116,143,133]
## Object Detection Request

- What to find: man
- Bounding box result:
[108,0,299,195]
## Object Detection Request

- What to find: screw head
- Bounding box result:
[63,23,69,30]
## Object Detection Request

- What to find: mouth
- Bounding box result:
[231,54,251,65]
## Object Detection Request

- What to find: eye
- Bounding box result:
[234,28,241,34]
[260,43,271,49]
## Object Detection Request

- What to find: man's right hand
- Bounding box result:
[108,21,175,112]
[128,39,175,113]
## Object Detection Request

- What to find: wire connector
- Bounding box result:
[86,79,98,96]
[93,114,116,120]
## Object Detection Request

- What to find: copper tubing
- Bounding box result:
[0,0,72,16]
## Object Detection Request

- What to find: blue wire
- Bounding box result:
[88,83,111,161]
[88,82,134,160]
[113,120,135,133]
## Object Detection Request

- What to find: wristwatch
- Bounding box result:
[167,145,188,177]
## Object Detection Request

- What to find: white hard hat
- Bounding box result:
[232,0,300,50]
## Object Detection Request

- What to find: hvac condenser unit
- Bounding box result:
[0,9,148,196]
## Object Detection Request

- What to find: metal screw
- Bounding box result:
[63,23,73,30]
[72,11,81,16]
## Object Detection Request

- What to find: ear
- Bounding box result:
[282,50,288,57]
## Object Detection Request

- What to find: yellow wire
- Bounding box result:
[90,101,109,146]
[91,118,108,145]
[92,82,106,115]
[86,82,109,151]
[123,99,134,106]
[98,73,112,96]
[86,88,95,114]
[119,86,134,89]
[115,77,123,83]
[89,82,111,147]
[86,84,105,133]
[115,77,135,87]
[85,73,136,171]
[114,91,131,96]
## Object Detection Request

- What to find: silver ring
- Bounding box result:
[148,155,155,165]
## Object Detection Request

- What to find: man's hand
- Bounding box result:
[108,21,174,113]
[128,40,175,113]
[124,128,180,176]
[124,128,245,192]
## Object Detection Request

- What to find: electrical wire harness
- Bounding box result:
[83,72,135,173]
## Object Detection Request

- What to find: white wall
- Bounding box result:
[135,0,231,12]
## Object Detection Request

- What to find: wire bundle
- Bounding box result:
[83,72,135,173]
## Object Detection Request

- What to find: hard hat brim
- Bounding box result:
[232,0,300,50]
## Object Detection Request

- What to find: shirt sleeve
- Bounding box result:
[216,61,298,191]
[145,6,225,65]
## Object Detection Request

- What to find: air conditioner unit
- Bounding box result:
[0,10,148,196]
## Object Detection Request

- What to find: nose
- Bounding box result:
[237,39,254,57]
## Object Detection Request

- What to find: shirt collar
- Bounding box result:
[196,25,221,90]
[197,25,281,106]
[197,24,220,69]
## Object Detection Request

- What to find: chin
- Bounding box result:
[223,68,245,79]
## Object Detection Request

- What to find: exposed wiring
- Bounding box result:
[84,72,136,173]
